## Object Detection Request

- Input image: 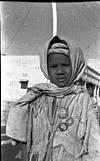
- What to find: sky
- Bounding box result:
[1,1,100,72]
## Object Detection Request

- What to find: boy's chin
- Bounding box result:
[55,82,67,88]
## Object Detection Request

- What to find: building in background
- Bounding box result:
[1,56,47,126]
[82,65,100,99]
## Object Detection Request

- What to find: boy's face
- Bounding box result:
[47,53,72,87]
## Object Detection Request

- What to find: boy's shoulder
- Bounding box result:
[78,88,90,98]
[76,89,91,105]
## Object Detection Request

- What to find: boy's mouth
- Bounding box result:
[57,77,66,82]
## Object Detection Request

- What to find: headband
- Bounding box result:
[48,43,70,56]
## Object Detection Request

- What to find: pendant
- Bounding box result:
[66,117,74,126]
[59,122,68,131]
[58,107,69,119]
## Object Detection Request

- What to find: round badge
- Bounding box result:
[66,117,74,126]
[58,107,69,119]
[59,122,68,131]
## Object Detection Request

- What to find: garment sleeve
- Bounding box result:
[6,89,40,142]
[85,98,100,161]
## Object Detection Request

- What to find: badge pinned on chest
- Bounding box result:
[58,107,74,132]
[58,107,69,119]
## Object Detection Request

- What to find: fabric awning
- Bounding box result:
[82,72,100,87]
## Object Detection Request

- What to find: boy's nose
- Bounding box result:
[57,66,64,74]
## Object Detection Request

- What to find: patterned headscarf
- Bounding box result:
[39,36,86,84]
[31,35,87,96]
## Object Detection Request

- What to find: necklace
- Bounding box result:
[58,95,76,132]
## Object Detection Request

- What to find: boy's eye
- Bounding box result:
[50,65,57,68]
[62,64,67,66]
[50,64,71,68]
[62,64,71,67]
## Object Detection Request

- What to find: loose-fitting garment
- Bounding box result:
[6,90,100,161]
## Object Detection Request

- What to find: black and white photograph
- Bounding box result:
[1,1,100,161]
